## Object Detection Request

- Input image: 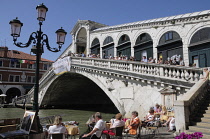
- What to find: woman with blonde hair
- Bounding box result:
[48,115,67,139]
[110,113,125,128]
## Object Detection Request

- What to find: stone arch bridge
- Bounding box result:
[20,56,202,118]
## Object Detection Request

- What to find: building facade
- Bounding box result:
[66,10,210,68]
[0,46,53,103]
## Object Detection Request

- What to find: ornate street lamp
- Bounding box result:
[9,3,67,113]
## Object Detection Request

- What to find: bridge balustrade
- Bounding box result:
[71,57,202,83]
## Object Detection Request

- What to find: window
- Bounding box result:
[28,64,35,69]
[27,76,35,83]
[16,61,21,68]
[0,60,3,67]
[10,61,21,68]
[10,61,15,67]
[9,75,20,82]
[15,76,20,82]
[0,74,2,81]
[165,32,173,41]
[43,64,48,70]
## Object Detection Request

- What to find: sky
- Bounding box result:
[1,0,210,61]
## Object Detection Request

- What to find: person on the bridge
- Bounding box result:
[81,112,105,139]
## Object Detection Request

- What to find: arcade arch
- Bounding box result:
[102,36,114,58]
[189,27,210,67]
[75,27,87,54]
[157,31,183,62]
[117,34,131,58]
[91,38,100,56]
[6,88,21,103]
[134,33,153,61]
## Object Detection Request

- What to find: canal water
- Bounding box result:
[0,108,115,134]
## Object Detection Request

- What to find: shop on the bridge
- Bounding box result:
[134,33,153,61]
[157,31,183,62]
[189,27,210,68]
[102,36,114,58]
[91,38,100,55]
[117,34,131,58]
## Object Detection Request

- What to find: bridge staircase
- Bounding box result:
[186,88,210,139]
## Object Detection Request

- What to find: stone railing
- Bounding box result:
[174,79,209,132]
[71,57,202,83]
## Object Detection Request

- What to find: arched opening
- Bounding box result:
[91,38,100,56]
[6,88,21,103]
[41,73,119,113]
[157,31,183,62]
[134,33,153,61]
[189,27,210,67]
[76,28,87,54]
[102,36,114,59]
[117,34,131,58]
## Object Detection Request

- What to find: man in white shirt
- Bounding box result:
[81,112,105,139]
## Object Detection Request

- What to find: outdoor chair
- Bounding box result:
[125,123,141,139]
[50,133,65,139]
[143,121,160,138]
[110,126,124,139]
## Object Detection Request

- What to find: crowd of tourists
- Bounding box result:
[68,52,186,66]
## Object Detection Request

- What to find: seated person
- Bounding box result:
[48,115,67,139]
[160,105,167,115]
[81,112,105,139]
[142,109,155,127]
[103,113,125,139]
[126,111,140,135]
[86,114,96,132]
[160,105,168,122]
[162,116,175,132]
[110,113,125,129]
[154,103,161,113]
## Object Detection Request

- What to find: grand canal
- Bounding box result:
[0,108,115,134]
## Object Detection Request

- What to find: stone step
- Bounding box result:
[197,122,210,128]
[206,109,210,114]
[203,113,210,118]
[201,117,210,123]
[188,126,210,134]
[186,130,210,139]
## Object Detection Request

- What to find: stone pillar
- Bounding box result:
[71,35,76,53]
[182,42,189,67]
[86,28,90,55]
[174,101,190,133]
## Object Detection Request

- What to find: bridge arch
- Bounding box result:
[40,72,125,114]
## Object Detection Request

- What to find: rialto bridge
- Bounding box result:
[19,56,205,132]
[17,10,210,132]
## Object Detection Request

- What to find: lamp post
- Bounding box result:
[9,3,67,112]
